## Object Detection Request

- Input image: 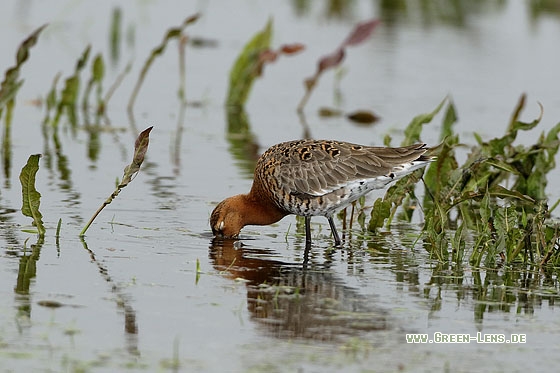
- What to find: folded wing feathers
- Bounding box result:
[275,142,430,197]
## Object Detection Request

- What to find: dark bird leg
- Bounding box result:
[302,242,310,268]
[305,216,312,248]
[327,217,342,247]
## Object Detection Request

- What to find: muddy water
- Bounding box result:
[1,1,560,372]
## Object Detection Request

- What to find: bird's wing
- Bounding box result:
[258,140,428,197]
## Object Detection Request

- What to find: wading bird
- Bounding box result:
[211,139,433,247]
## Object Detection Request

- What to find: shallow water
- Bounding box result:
[1,1,560,372]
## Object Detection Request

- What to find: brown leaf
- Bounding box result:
[133,126,153,166]
[318,48,345,73]
[318,107,343,117]
[280,43,305,55]
[183,13,201,26]
[259,49,278,64]
[343,19,380,47]
[304,77,316,91]
[347,110,380,125]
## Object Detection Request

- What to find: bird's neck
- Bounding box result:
[242,188,287,226]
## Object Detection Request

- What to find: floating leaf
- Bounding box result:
[318,107,343,117]
[280,43,305,54]
[346,110,379,125]
[80,126,153,237]
[19,154,45,237]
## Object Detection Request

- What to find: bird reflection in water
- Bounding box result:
[209,238,388,341]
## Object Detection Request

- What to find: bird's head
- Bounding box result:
[210,195,246,238]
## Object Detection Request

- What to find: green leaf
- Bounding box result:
[128,14,200,113]
[402,96,447,146]
[488,185,535,203]
[423,101,459,197]
[0,24,47,114]
[452,222,465,258]
[440,99,458,141]
[75,45,91,71]
[51,45,91,128]
[484,158,520,174]
[60,76,81,106]
[226,18,273,108]
[82,53,105,111]
[109,7,122,63]
[368,198,391,232]
[508,94,543,134]
[384,168,425,226]
[19,154,45,237]
[92,54,105,82]
[485,95,543,157]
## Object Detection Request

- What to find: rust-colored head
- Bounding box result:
[210,195,246,238]
[210,192,287,238]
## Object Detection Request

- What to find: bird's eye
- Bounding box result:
[212,220,225,236]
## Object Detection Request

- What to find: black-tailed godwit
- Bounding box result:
[211,140,433,247]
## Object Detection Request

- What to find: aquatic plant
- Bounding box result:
[19,154,45,237]
[297,19,380,112]
[0,25,46,181]
[363,95,560,266]
[80,126,153,236]
[128,14,200,115]
[0,24,46,115]
[226,18,304,109]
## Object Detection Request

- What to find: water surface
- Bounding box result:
[1,1,560,372]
